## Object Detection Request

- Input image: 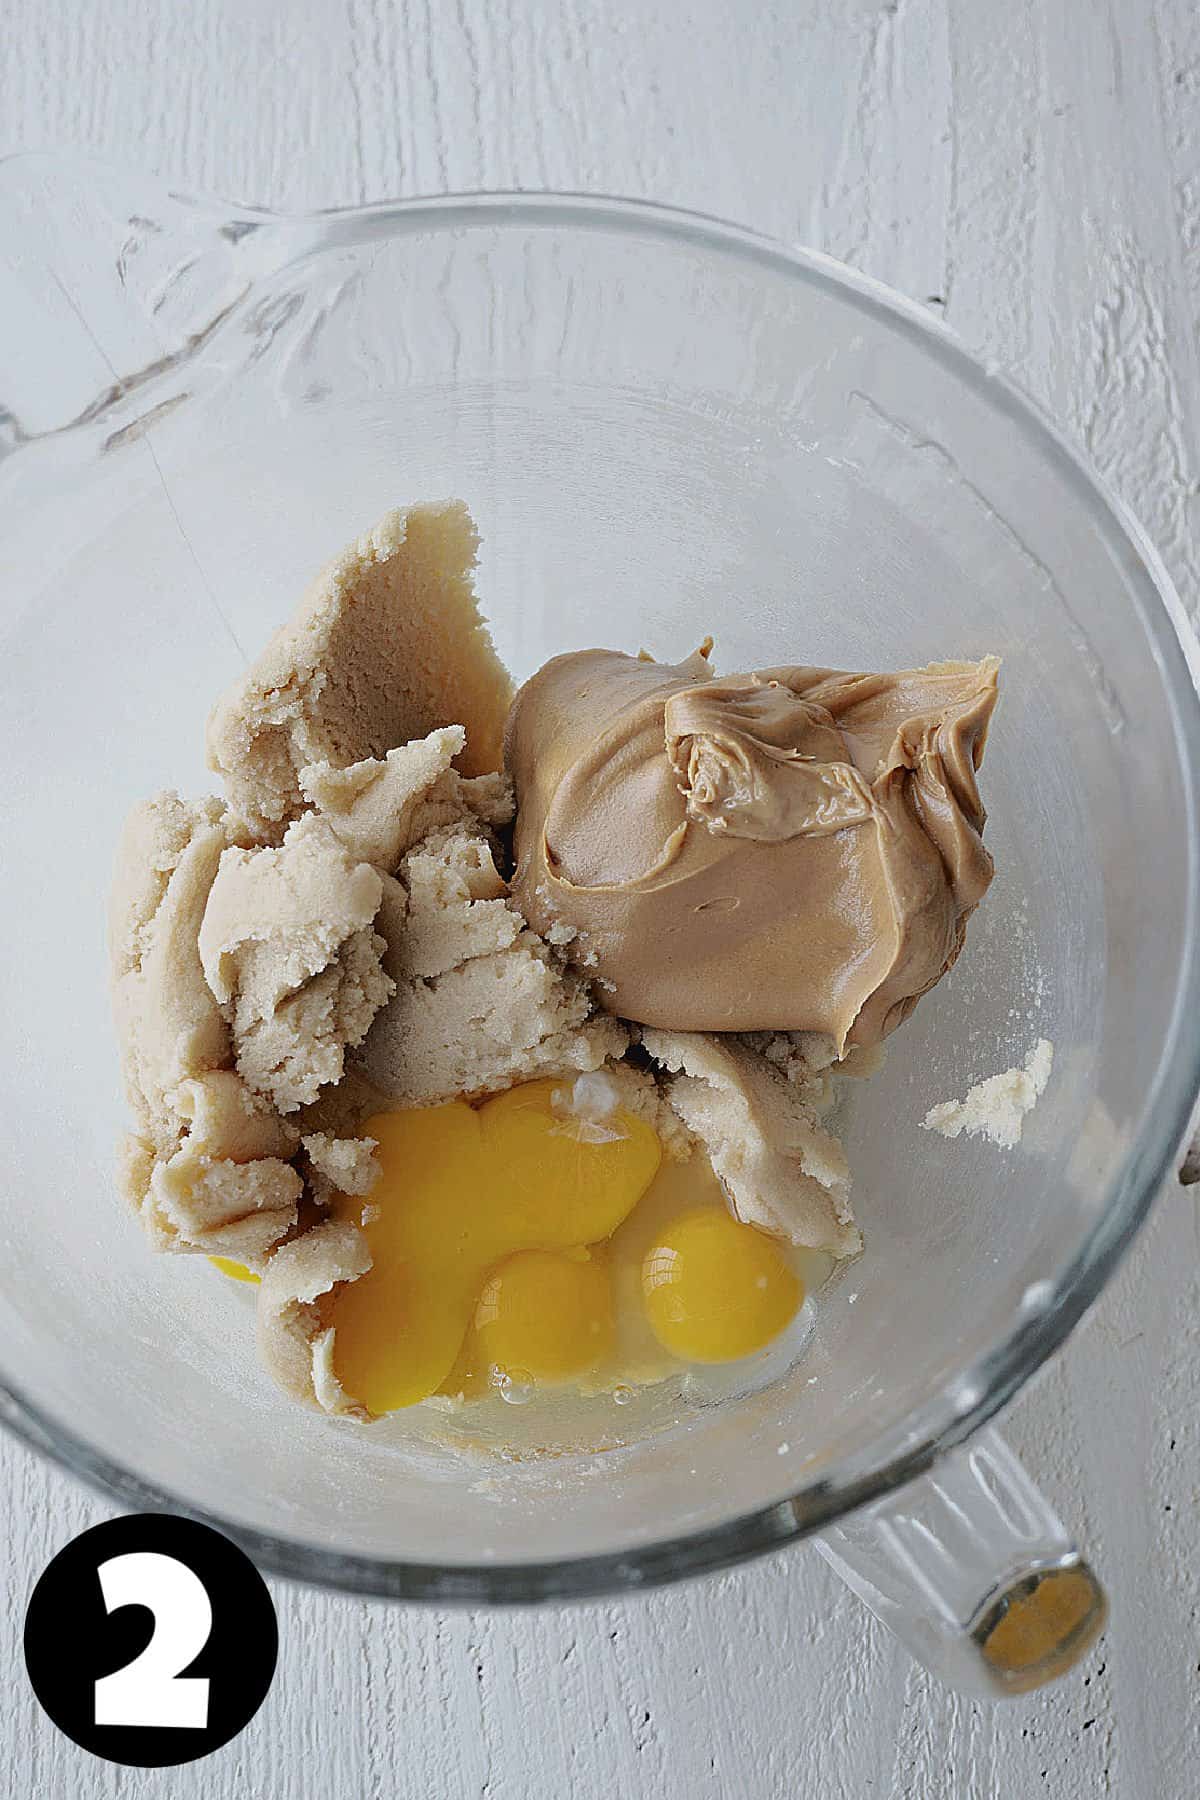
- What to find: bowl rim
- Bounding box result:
[4,175,1200,1605]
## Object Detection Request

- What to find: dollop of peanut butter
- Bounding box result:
[506,647,999,1050]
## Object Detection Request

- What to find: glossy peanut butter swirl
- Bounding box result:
[506,646,999,1050]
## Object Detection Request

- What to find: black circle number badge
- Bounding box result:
[24,1513,277,1767]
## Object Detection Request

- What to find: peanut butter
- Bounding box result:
[506,647,999,1050]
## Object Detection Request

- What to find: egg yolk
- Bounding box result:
[210,1256,260,1285]
[641,1207,802,1363]
[327,1078,661,1414]
[475,1248,615,1383]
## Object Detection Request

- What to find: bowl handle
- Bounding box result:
[813,1426,1106,1696]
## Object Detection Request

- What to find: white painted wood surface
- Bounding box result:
[4,2,1199,1793]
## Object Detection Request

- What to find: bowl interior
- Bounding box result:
[0,198,1195,1585]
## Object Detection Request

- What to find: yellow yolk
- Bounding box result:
[327,1078,661,1415]
[641,1207,803,1363]
[210,1256,260,1285]
[604,1145,736,1385]
[475,1248,615,1383]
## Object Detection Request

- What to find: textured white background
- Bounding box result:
[5,2,1200,1794]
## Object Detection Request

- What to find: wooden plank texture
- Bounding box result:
[3,2,1198,1793]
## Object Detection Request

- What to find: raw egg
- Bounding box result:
[327,1077,661,1414]
[641,1206,802,1363]
[475,1248,615,1384]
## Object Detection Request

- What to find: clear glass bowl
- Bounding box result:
[1,155,1197,1690]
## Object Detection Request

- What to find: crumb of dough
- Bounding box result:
[362,822,628,1105]
[116,1132,156,1211]
[397,826,520,980]
[302,1132,380,1198]
[293,1065,390,1140]
[109,791,225,981]
[197,814,394,1113]
[921,1038,1054,1149]
[235,928,389,1111]
[109,792,246,1154]
[364,943,628,1107]
[457,770,516,828]
[129,1070,301,1260]
[256,1220,373,1418]
[172,1069,300,1164]
[640,1030,860,1257]
[300,726,477,872]
[148,1153,303,1263]
[373,871,410,980]
[737,1030,885,1117]
[735,1028,841,1115]
[205,502,513,838]
[739,1029,840,1084]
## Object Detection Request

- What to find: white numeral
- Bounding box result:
[93,1551,212,1730]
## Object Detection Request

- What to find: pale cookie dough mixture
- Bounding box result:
[108,500,1002,1429]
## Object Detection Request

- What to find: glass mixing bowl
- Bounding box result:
[2,154,1198,1696]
